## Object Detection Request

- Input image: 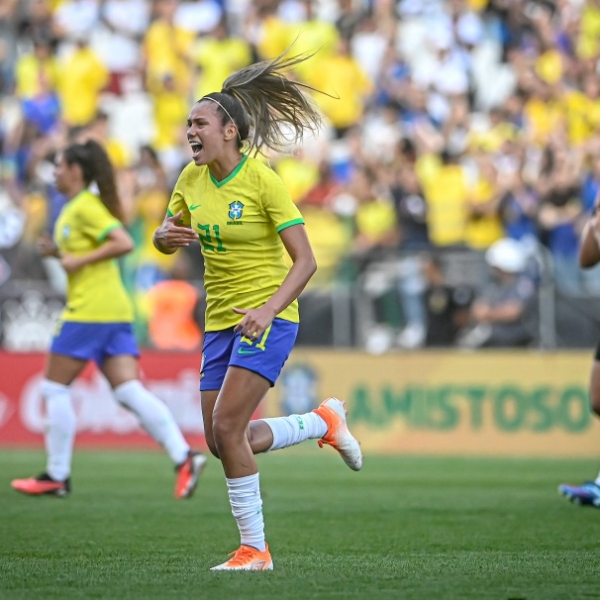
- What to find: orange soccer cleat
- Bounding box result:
[210,544,273,571]
[174,451,207,499]
[313,397,363,471]
[11,473,70,497]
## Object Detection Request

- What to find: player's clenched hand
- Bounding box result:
[233,306,277,340]
[153,211,197,252]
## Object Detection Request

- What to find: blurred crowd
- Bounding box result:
[2,0,600,351]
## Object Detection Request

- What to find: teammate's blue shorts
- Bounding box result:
[200,318,299,391]
[50,321,140,365]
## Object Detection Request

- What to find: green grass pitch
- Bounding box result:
[1,449,600,599]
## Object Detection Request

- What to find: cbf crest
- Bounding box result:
[228,201,244,221]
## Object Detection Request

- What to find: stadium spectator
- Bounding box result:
[142,0,194,95]
[422,252,474,347]
[15,34,59,100]
[464,150,505,250]
[458,237,535,348]
[190,17,252,100]
[308,36,373,138]
[419,148,469,248]
[56,36,108,127]
[284,0,340,83]
[536,143,586,295]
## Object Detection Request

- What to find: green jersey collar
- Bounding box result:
[209,154,248,188]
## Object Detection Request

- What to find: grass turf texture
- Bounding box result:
[1,450,600,600]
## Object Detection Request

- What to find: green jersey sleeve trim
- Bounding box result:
[97,223,122,242]
[166,208,174,217]
[209,154,248,188]
[276,218,305,233]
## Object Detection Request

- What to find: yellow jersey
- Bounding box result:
[57,48,108,126]
[308,54,372,128]
[15,55,59,99]
[420,161,468,246]
[191,37,252,100]
[54,190,134,323]
[464,178,504,249]
[166,156,304,331]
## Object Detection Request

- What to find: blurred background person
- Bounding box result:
[458,237,536,349]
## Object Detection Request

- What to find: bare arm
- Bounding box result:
[60,227,134,274]
[262,224,317,316]
[233,224,317,339]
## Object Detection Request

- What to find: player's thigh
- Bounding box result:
[101,355,139,389]
[213,366,271,437]
[45,352,88,385]
[590,359,600,415]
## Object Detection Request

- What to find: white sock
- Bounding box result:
[226,473,266,551]
[113,380,189,465]
[262,412,327,451]
[595,470,600,486]
[42,379,76,481]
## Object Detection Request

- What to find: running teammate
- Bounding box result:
[153,51,363,570]
[11,139,206,499]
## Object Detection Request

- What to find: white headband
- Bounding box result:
[201,96,242,142]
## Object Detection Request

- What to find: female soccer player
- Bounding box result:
[153,51,363,571]
[11,139,206,499]
[559,196,600,507]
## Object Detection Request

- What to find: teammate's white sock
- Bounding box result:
[42,379,76,482]
[113,380,189,465]
[226,473,266,551]
[262,412,327,451]
[594,470,600,487]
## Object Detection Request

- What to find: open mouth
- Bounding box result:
[190,141,203,157]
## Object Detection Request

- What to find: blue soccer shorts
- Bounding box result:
[200,318,299,391]
[50,321,140,365]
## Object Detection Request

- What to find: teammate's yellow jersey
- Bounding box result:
[54,190,134,323]
[166,155,305,332]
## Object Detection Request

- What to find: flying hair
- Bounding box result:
[212,47,334,156]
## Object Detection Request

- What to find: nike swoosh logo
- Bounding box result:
[189,203,201,210]
[237,348,257,355]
